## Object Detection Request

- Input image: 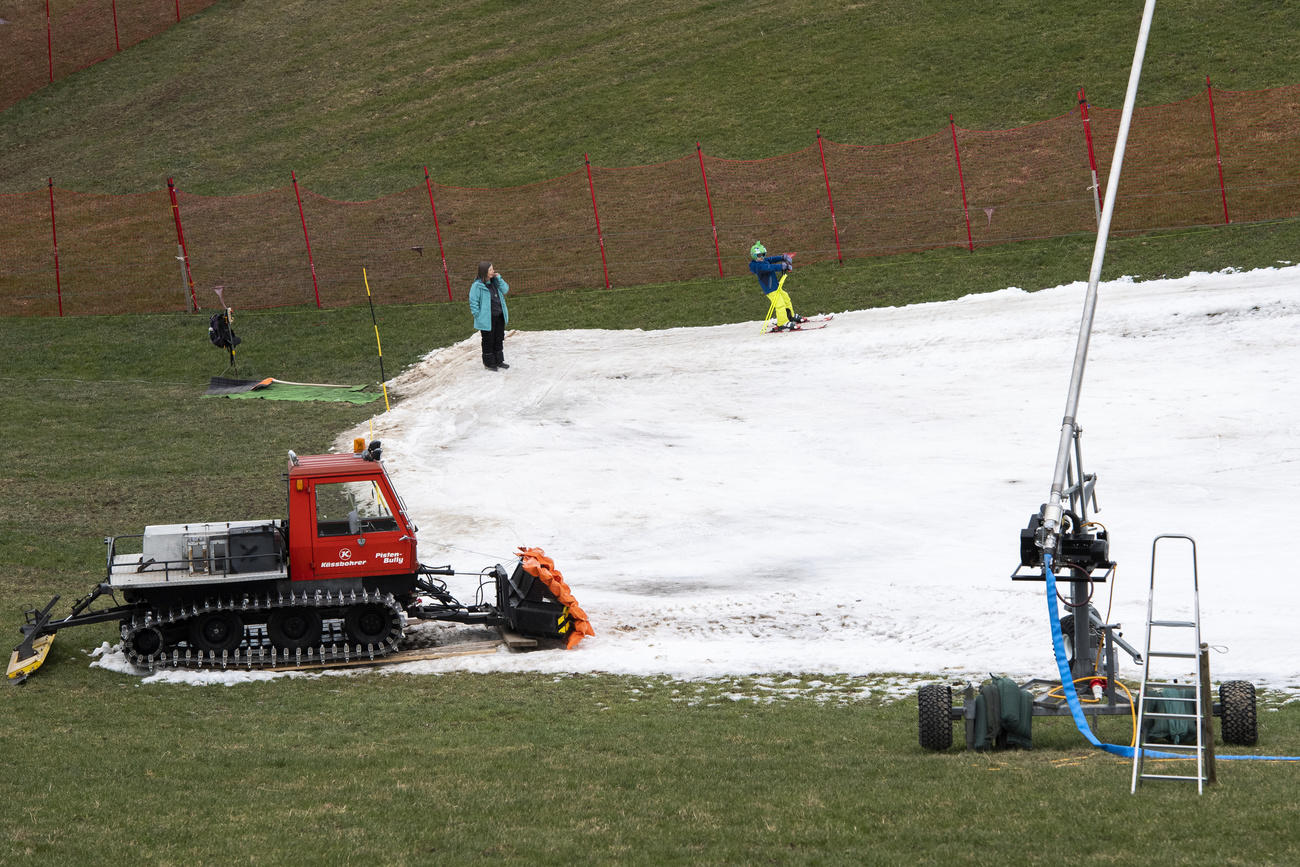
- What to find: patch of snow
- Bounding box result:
[94,266,1300,694]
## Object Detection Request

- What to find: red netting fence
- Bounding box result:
[0,0,219,112]
[3,81,1298,316]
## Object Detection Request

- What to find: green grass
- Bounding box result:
[4,221,1300,863]
[3,1,1300,862]
[2,0,1297,197]
[4,670,1298,864]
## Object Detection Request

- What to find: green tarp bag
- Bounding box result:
[1144,685,1197,744]
[971,675,1033,751]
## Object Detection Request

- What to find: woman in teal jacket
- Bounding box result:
[468,261,509,370]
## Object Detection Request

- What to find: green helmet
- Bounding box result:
[749,241,767,260]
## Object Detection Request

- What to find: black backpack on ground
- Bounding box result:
[209,311,241,350]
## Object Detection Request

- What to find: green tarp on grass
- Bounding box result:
[205,377,383,404]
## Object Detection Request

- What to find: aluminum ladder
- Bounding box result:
[1131,534,1211,794]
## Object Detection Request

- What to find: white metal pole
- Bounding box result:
[1042,0,1157,549]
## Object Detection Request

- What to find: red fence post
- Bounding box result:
[816,130,843,264]
[175,0,181,23]
[696,143,724,278]
[48,178,63,317]
[291,170,322,308]
[45,0,54,82]
[1206,76,1230,224]
[167,177,199,312]
[949,115,974,252]
[584,154,611,289]
[1078,87,1102,225]
[112,0,121,53]
[422,166,453,302]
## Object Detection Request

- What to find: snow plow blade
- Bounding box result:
[497,548,594,649]
[8,633,55,681]
[8,595,62,682]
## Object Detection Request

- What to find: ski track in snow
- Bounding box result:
[93,267,1300,692]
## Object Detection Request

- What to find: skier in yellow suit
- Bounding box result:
[748,241,807,331]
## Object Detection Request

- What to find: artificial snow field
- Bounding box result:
[97,265,1299,694]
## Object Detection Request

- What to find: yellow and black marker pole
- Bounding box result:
[362,267,391,412]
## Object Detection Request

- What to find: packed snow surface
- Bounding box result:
[96,266,1299,690]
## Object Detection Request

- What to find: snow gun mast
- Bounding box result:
[1014,0,1162,686]
[1011,0,1163,685]
[918,0,1157,753]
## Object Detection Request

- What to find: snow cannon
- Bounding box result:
[1017,501,1113,598]
[919,0,1258,759]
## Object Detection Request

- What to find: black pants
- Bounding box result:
[480,313,505,366]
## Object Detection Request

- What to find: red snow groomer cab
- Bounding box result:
[285,449,420,585]
[8,440,592,681]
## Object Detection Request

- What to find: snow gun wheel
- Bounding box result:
[1219,680,1258,746]
[189,611,244,654]
[918,684,954,751]
[267,608,322,650]
[1058,611,1105,673]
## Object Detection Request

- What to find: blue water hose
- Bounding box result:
[1042,553,1299,762]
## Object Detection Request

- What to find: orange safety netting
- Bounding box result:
[515,546,594,650]
[6,82,1300,317]
[0,0,220,112]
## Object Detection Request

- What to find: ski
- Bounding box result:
[767,322,830,333]
[765,314,833,334]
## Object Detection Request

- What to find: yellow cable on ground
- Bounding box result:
[1046,676,1138,747]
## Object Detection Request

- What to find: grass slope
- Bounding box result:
[2,1,1299,861]
[1,0,1297,196]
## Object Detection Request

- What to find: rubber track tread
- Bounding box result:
[120,588,404,672]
